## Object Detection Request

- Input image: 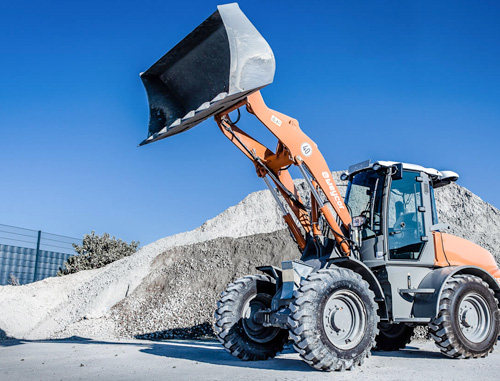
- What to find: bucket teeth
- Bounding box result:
[210,92,228,104]
[196,102,211,112]
[182,111,196,121]
[169,119,181,128]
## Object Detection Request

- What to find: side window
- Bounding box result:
[430,186,439,225]
[388,171,425,260]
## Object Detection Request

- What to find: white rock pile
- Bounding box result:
[0,173,498,341]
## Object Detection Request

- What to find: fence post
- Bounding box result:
[33,230,42,283]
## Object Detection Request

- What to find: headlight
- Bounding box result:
[351,216,366,228]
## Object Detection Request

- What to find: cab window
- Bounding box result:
[388,171,425,260]
[345,170,385,239]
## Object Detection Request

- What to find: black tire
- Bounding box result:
[288,267,379,371]
[374,322,414,351]
[428,274,500,358]
[214,275,288,361]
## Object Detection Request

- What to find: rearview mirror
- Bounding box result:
[391,163,403,180]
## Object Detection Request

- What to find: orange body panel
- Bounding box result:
[434,232,500,281]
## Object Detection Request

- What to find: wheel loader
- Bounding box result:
[139,3,500,371]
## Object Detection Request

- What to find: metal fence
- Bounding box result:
[0,224,81,285]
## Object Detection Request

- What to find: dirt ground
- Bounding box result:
[1,338,499,381]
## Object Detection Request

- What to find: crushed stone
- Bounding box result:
[0,172,498,341]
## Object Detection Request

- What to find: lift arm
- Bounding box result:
[215,92,352,255]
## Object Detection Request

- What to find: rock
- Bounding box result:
[0,172,498,340]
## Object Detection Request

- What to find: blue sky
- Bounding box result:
[1,0,499,246]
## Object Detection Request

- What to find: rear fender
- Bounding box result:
[413,265,500,319]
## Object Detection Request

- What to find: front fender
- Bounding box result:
[328,257,388,320]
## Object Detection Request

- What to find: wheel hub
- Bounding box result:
[323,290,367,350]
[242,294,280,343]
[458,293,491,344]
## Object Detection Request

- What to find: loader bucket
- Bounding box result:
[139,3,275,146]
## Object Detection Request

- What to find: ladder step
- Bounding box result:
[399,288,435,294]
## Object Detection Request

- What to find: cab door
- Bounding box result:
[384,170,436,321]
[387,171,427,261]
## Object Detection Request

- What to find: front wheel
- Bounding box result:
[288,268,379,371]
[429,274,500,358]
[214,275,288,361]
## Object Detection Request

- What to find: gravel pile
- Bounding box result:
[0,188,285,340]
[435,183,500,262]
[110,175,500,340]
[0,172,498,341]
[112,229,298,339]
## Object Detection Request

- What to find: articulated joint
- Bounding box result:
[254,308,291,329]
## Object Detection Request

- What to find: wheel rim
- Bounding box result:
[323,290,367,350]
[242,293,280,343]
[458,292,491,344]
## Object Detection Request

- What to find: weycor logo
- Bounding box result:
[322,172,345,209]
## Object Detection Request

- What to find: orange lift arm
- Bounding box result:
[215,92,352,255]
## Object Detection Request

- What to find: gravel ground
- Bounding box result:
[1,338,499,381]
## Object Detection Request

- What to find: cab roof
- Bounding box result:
[346,160,459,188]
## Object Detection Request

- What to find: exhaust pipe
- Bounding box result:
[140,3,275,146]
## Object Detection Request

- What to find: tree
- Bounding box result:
[58,231,139,275]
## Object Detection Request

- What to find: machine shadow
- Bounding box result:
[138,341,315,372]
[374,337,500,360]
[372,345,448,360]
[0,336,314,372]
[0,336,128,348]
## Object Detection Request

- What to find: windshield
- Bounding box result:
[345,170,386,238]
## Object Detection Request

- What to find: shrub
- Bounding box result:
[8,273,20,286]
[58,231,139,275]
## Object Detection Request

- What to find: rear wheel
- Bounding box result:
[288,268,379,371]
[214,275,288,361]
[374,322,414,351]
[429,275,500,358]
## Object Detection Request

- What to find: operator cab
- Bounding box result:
[343,160,459,267]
